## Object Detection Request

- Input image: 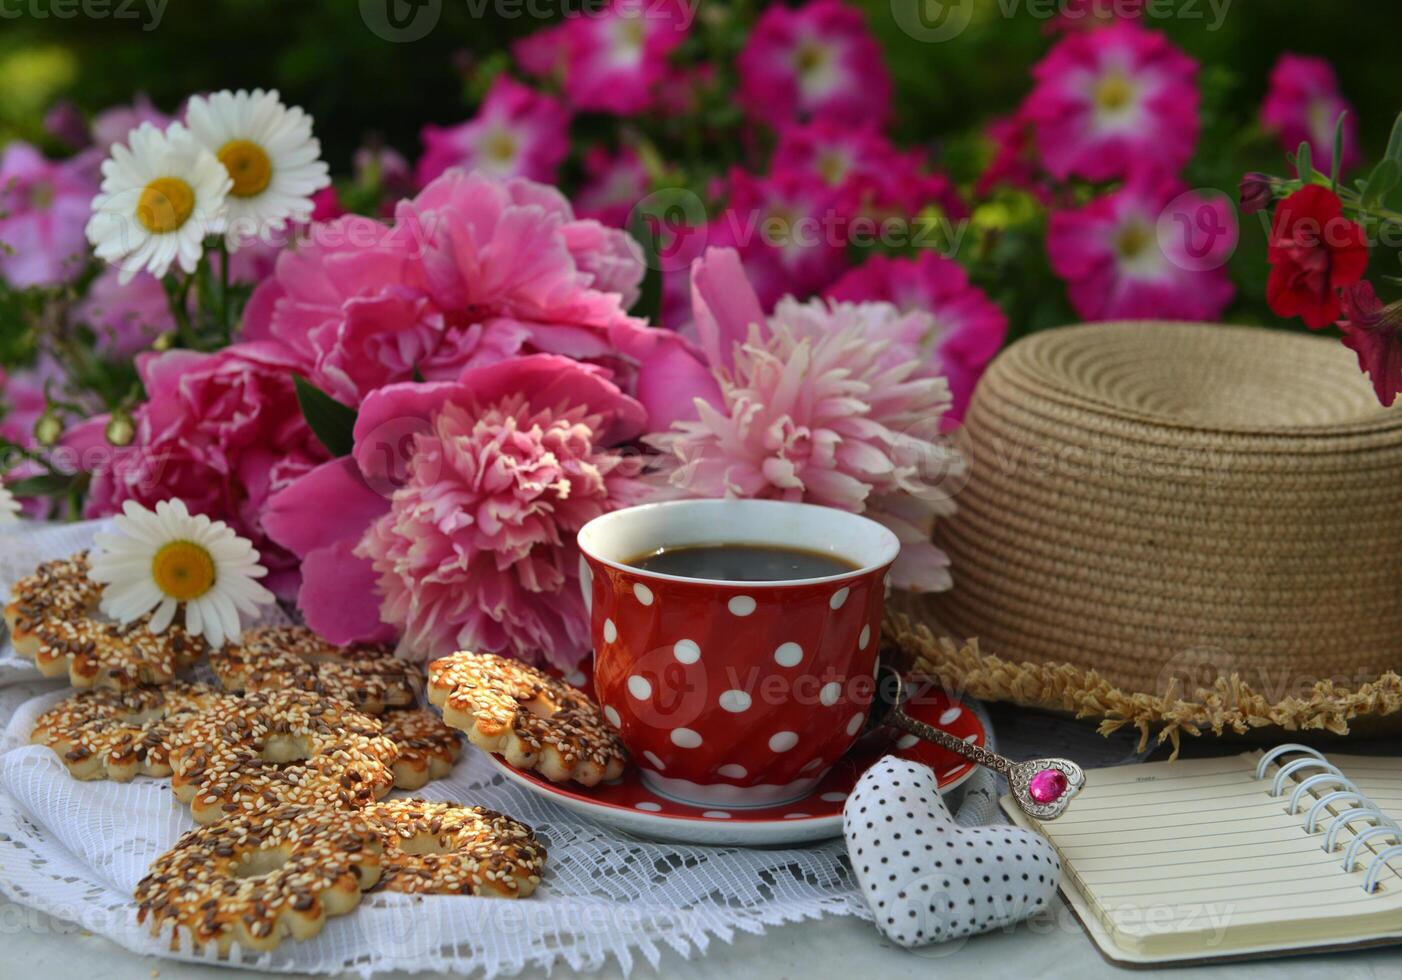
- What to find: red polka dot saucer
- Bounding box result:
[485,684,986,846]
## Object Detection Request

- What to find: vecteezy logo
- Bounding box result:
[1156,188,1238,272]
[890,0,974,42]
[359,0,441,42]
[627,187,708,274]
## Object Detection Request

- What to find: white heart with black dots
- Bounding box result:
[843,756,1061,948]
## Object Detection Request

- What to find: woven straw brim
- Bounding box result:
[904,321,1402,751]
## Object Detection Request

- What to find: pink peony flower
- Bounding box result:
[737,0,891,127]
[245,172,647,404]
[827,253,1007,420]
[645,248,960,591]
[1046,172,1235,321]
[416,75,571,186]
[1261,54,1360,176]
[574,145,649,228]
[264,355,648,666]
[77,342,330,598]
[0,142,95,288]
[1025,23,1198,182]
[515,0,693,115]
[76,267,174,356]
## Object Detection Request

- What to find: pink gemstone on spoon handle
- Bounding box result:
[1029,768,1069,804]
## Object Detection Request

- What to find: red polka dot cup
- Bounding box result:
[578,499,900,808]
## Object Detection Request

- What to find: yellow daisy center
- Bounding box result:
[136,177,196,234]
[218,139,274,198]
[1094,72,1134,113]
[151,540,217,602]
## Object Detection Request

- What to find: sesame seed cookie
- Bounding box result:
[167,689,400,824]
[4,552,207,689]
[211,625,419,715]
[362,799,545,897]
[427,651,627,786]
[136,804,383,953]
[377,708,462,790]
[30,681,236,781]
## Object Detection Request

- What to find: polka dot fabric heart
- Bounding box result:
[843,756,1061,948]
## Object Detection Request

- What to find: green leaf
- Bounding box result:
[1330,111,1349,187]
[1362,159,1401,210]
[1386,111,1402,166]
[7,473,74,497]
[293,375,357,458]
[1294,140,1313,180]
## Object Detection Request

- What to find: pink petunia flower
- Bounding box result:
[644,248,961,591]
[737,0,892,127]
[90,93,173,152]
[416,75,571,186]
[75,342,330,599]
[515,0,693,115]
[772,119,896,188]
[0,142,95,289]
[976,110,1052,202]
[1025,22,1198,182]
[574,145,649,228]
[826,252,1007,421]
[264,355,648,666]
[1261,53,1360,176]
[1046,172,1235,321]
[76,266,174,356]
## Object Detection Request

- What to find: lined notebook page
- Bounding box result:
[1030,753,1402,954]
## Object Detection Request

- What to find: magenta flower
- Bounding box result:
[772,119,896,188]
[574,145,649,228]
[737,0,891,127]
[976,111,1051,202]
[826,253,1007,421]
[1261,54,1360,175]
[515,0,693,115]
[76,267,174,356]
[75,343,330,598]
[245,171,647,404]
[263,355,648,666]
[1025,23,1198,182]
[416,75,571,186]
[90,93,172,152]
[644,248,960,592]
[1047,173,1235,322]
[0,142,95,288]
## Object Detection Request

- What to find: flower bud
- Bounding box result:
[1238,173,1276,215]
[33,412,63,448]
[105,413,135,447]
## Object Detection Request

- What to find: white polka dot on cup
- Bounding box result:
[635,802,662,812]
[939,706,963,725]
[728,595,756,616]
[896,733,919,750]
[603,618,617,643]
[671,728,702,748]
[643,751,666,770]
[633,582,654,606]
[703,810,731,819]
[719,690,752,713]
[800,758,823,774]
[859,624,871,649]
[784,813,811,820]
[673,639,700,664]
[604,705,621,728]
[773,642,803,668]
[717,764,748,779]
[627,675,652,700]
[846,712,865,736]
[829,587,849,610]
[819,681,842,707]
[769,731,798,752]
[820,792,847,802]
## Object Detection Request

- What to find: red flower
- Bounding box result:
[1265,184,1368,328]
[1338,281,1402,407]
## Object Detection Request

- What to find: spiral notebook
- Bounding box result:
[1003,746,1402,966]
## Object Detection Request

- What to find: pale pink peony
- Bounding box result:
[0,142,95,288]
[76,342,329,598]
[826,253,1007,421]
[575,145,649,228]
[1025,22,1198,182]
[737,0,891,127]
[1046,172,1235,321]
[1261,54,1360,175]
[416,76,571,186]
[645,248,960,591]
[264,355,648,666]
[76,266,174,356]
[515,0,693,115]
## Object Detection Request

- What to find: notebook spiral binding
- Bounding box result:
[1256,743,1402,894]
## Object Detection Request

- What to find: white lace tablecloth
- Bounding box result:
[0,518,1001,977]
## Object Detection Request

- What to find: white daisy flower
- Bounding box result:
[185,89,329,244]
[90,498,275,648]
[0,483,20,524]
[85,122,233,283]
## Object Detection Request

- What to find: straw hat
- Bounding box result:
[889,321,1402,754]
